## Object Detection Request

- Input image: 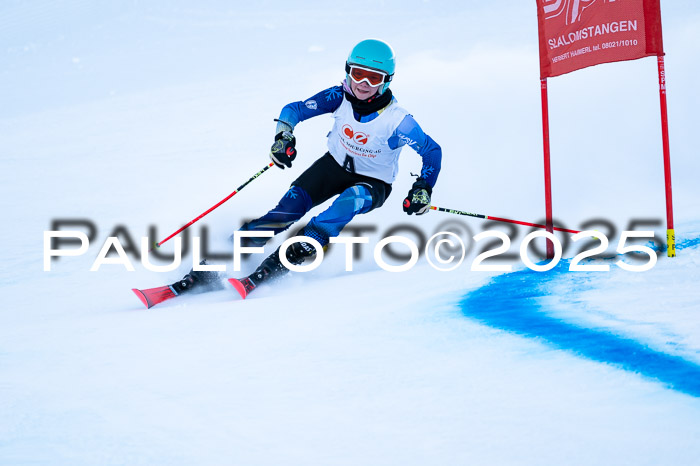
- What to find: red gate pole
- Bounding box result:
[657,55,676,257]
[540,78,555,259]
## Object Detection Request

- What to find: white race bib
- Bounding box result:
[327,97,408,184]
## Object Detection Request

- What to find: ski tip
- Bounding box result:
[228,278,249,299]
[131,285,176,309]
[132,288,153,309]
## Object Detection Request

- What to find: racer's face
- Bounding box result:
[350,78,380,101]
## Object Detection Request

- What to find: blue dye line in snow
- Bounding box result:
[678,236,700,250]
[460,245,700,398]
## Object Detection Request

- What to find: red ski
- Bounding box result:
[228,277,257,300]
[132,261,225,309]
[132,286,178,309]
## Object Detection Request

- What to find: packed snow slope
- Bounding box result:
[2,1,700,465]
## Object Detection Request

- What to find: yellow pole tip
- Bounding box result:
[667,229,676,258]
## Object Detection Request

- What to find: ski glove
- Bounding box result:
[270,131,297,169]
[403,178,432,215]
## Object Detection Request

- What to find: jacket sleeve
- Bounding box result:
[388,114,442,189]
[275,85,344,133]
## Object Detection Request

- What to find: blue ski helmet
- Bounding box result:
[345,39,395,95]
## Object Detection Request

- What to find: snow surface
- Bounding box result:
[2,1,700,465]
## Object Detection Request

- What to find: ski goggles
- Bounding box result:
[347,65,389,87]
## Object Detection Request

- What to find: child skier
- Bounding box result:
[182,38,442,298]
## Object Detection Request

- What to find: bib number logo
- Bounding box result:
[342,124,369,145]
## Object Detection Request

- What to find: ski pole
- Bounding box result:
[430,206,582,235]
[153,162,275,249]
